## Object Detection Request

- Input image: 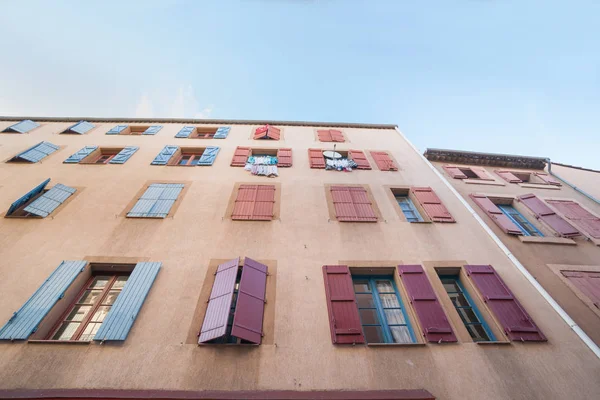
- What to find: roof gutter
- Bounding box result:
[546,159,600,206]
[395,127,600,359]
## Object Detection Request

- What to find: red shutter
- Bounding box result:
[397,265,457,343]
[561,271,600,308]
[253,185,276,220]
[277,148,292,167]
[547,200,600,239]
[370,151,398,171]
[469,194,523,235]
[253,125,268,139]
[232,185,275,221]
[231,257,268,344]
[317,130,333,142]
[495,170,523,183]
[471,167,494,181]
[330,129,345,142]
[267,125,281,140]
[308,149,325,169]
[534,172,561,186]
[410,187,455,223]
[198,258,240,343]
[231,146,251,166]
[348,150,371,170]
[443,166,468,179]
[331,186,377,222]
[518,194,579,237]
[322,265,365,344]
[465,265,546,342]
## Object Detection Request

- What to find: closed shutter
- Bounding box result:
[411,187,455,223]
[322,265,365,344]
[317,130,332,142]
[232,185,275,221]
[330,129,344,142]
[443,166,468,179]
[472,167,494,180]
[63,146,99,163]
[267,126,281,140]
[518,194,579,237]
[14,141,60,163]
[277,148,292,167]
[197,146,220,166]
[0,260,86,340]
[370,151,398,171]
[23,183,76,218]
[7,178,51,216]
[231,146,251,166]
[94,262,161,341]
[308,149,326,168]
[465,265,546,341]
[495,170,523,183]
[397,265,457,343]
[175,126,195,138]
[561,271,600,308]
[3,120,40,133]
[547,200,600,238]
[348,150,371,170]
[470,194,522,235]
[127,183,184,218]
[151,145,179,165]
[199,258,240,343]
[231,258,268,344]
[109,146,139,164]
[143,125,162,135]
[331,186,377,222]
[106,125,128,135]
[213,126,231,139]
[65,121,94,134]
[534,172,561,186]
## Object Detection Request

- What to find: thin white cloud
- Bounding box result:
[134,85,214,119]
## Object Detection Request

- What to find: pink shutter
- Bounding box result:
[495,170,523,183]
[348,150,371,170]
[443,166,468,179]
[534,172,561,186]
[469,194,523,235]
[198,258,240,343]
[254,125,268,139]
[465,265,546,342]
[547,200,600,239]
[370,151,398,171]
[330,129,345,142]
[308,149,325,169]
[267,125,281,140]
[331,186,377,222]
[410,187,455,223]
[561,271,600,308]
[518,194,580,237]
[317,130,332,142]
[252,185,275,221]
[471,167,494,181]
[397,265,457,343]
[277,148,292,167]
[349,186,377,222]
[231,257,268,344]
[322,265,365,344]
[231,146,251,166]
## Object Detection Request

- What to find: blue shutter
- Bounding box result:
[65,121,95,134]
[151,145,179,165]
[106,125,128,135]
[109,146,139,164]
[63,146,99,163]
[3,120,40,133]
[127,183,184,218]
[13,141,60,163]
[23,184,76,217]
[7,179,51,216]
[197,146,220,166]
[0,260,87,340]
[213,126,231,139]
[94,262,161,341]
[175,126,195,138]
[143,125,163,135]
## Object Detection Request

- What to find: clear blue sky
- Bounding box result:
[1,1,598,168]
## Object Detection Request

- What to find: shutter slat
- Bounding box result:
[197,146,220,166]
[348,150,371,170]
[308,149,326,169]
[443,166,468,179]
[109,146,139,164]
[23,184,76,218]
[277,148,292,167]
[7,178,51,216]
[151,145,179,165]
[175,126,195,138]
[470,194,523,235]
[411,187,455,223]
[231,258,268,344]
[143,125,162,135]
[370,151,398,171]
[14,141,60,163]
[3,120,40,133]
[231,147,251,167]
[213,126,230,139]
[518,194,579,237]
[495,170,523,183]
[547,200,600,239]
[64,146,99,163]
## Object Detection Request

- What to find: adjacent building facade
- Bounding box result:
[0,117,599,400]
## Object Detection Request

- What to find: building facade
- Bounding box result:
[0,118,598,400]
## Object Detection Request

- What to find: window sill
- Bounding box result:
[519,236,577,245]
[518,183,561,190]
[367,342,426,347]
[28,340,91,345]
[198,343,259,347]
[464,179,505,186]
[475,341,511,345]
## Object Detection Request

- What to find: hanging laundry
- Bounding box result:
[248,155,278,165]
[325,157,358,171]
[251,165,279,177]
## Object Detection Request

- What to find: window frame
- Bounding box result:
[395,194,424,222]
[498,204,544,237]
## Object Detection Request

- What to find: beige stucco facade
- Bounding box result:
[551,162,600,201]
[0,118,598,399]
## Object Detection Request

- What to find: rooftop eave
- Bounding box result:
[424,148,547,170]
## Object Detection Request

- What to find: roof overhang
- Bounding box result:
[424,148,547,170]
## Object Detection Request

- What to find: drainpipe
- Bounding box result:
[395,127,600,359]
[546,158,600,205]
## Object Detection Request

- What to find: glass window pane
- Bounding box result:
[66,305,91,322]
[390,326,413,344]
[375,280,394,293]
[90,306,111,323]
[466,324,490,342]
[359,309,381,325]
[448,293,470,308]
[440,279,460,293]
[89,276,110,289]
[112,276,129,289]
[356,293,375,308]
[102,290,121,305]
[379,293,400,308]
[353,280,370,293]
[456,307,480,324]
[384,309,406,325]
[363,325,384,343]
[79,323,101,341]
[78,290,102,305]
[52,322,80,341]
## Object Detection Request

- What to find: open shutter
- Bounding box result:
[7,178,51,216]
[471,167,494,180]
[231,258,268,344]
[65,121,94,134]
[547,200,600,239]
[109,146,139,164]
[175,126,195,138]
[348,150,371,170]
[308,149,325,169]
[411,187,455,223]
[331,186,377,222]
[64,146,99,163]
[151,145,179,165]
[277,148,292,167]
[330,129,344,142]
[197,146,220,166]
[518,194,579,237]
[127,183,183,218]
[442,166,468,179]
[213,126,230,139]
[143,125,162,135]
[267,126,281,140]
[106,125,128,135]
[14,141,60,163]
[470,194,522,235]
[397,265,456,343]
[3,120,40,133]
[465,265,546,341]
[322,265,365,344]
[23,184,76,217]
[231,146,251,166]
[199,258,240,343]
[0,261,86,340]
[254,125,268,139]
[94,262,161,341]
[561,271,600,308]
[370,151,397,171]
[534,172,561,186]
[232,185,274,221]
[495,170,523,183]
[317,130,332,142]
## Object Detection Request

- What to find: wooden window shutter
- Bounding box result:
[330,130,345,142]
[331,186,377,222]
[471,167,494,180]
[469,194,523,235]
[465,265,546,342]
[495,170,523,183]
[308,149,325,169]
[547,200,600,239]
[410,187,455,223]
[253,126,268,139]
[277,148,292,167]
[231,146,251,167]
[442,166,468,179]
[370,151,398,171]
[322,265,365,344]
[232,185,275,221]
[534,172,561,186]
[518,194,579,237]
[317,130,332,142]
[397,265,457,343]
[267,126,281,140]
[561,271,600,309]
[348,150,371,170]
[198,258,240,343]
[231,258,268,344]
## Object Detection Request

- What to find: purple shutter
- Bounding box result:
[534,172,561,186]
[470,194,523,235]
[561,271,600,308]
[198,258,240,344]
[231,257,268,344]
[322,265,365,344]
[397,265,456,343]
[547,200,600,239]
[518,194,580,237]
[465,265,546,342]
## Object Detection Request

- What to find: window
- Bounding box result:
[232,185,276,221]
[438,275,495,342]
[470,194,545,236]
[495,170,561,186]
[62,121,95,135]
[8,141,60,163]
[317,129,345,142]
[395,195,424,222]
[443,165,493,180]
[64,146,139,165]
[352,277,415,344]
[230,147,292,169]
[518,194,580,237]
[151,145,220,166]
[330,186,378,222]
[308,149,371,171]
[95,154,115,164]
[370,151,398,171]
[176,126,230,139]
[176,152,204,166]
[106,125,163,135]
[127,183,184,218]
[3,120,40,133]
[546,200,600,239]
[561,271,600,309]
[410,187,455,223]
[498,204,543,236]
[253,124,281,140]
[5,179,75,218]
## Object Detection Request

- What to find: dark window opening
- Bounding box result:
[459,168,479,179]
